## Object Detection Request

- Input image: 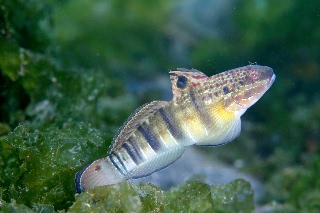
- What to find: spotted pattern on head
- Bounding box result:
[169,65,275,114]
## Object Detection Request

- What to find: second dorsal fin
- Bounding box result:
[110,100,168,152]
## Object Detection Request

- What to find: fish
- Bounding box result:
[75,65,276,193]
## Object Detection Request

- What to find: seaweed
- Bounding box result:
[68,180,254,213]
[1,122,108,210]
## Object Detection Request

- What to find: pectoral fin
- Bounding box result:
[196,101,242,146]
[196,117,241,146]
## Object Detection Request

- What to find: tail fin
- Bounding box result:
[75,157,125,193]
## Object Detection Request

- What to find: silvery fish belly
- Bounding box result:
[75,65,276,193]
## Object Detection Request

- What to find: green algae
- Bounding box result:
[1,122,109,210]
[264,155,320,212]
[68,180,254,213]
[0,202,37,213]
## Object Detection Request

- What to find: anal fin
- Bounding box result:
[125,146,185,179]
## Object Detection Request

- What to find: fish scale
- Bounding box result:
[75,65,276,193]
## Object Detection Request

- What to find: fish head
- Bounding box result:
[218,65,276,116]
[169,65,275,117]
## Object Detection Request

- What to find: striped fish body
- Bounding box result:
[76,65,276,192]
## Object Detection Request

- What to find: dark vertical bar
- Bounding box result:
[127,138,145,163]
[109,153,127,175]
[137,125,162,152]
[158,108,182,140]
[189,89,212,127]
[122,143,139,165]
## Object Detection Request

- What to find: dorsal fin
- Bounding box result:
[110,100,168,152]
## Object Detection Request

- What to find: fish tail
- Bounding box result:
[75,157,125,193]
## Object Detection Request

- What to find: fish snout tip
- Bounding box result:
[259,65,275,82]
[269,73,276,87]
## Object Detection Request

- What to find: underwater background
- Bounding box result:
[0,0,319,212]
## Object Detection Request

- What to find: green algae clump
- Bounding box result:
[0,122,109,211]
[68,180,254,213]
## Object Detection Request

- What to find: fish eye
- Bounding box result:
[176,76,188,89]
[249,71,260,80]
